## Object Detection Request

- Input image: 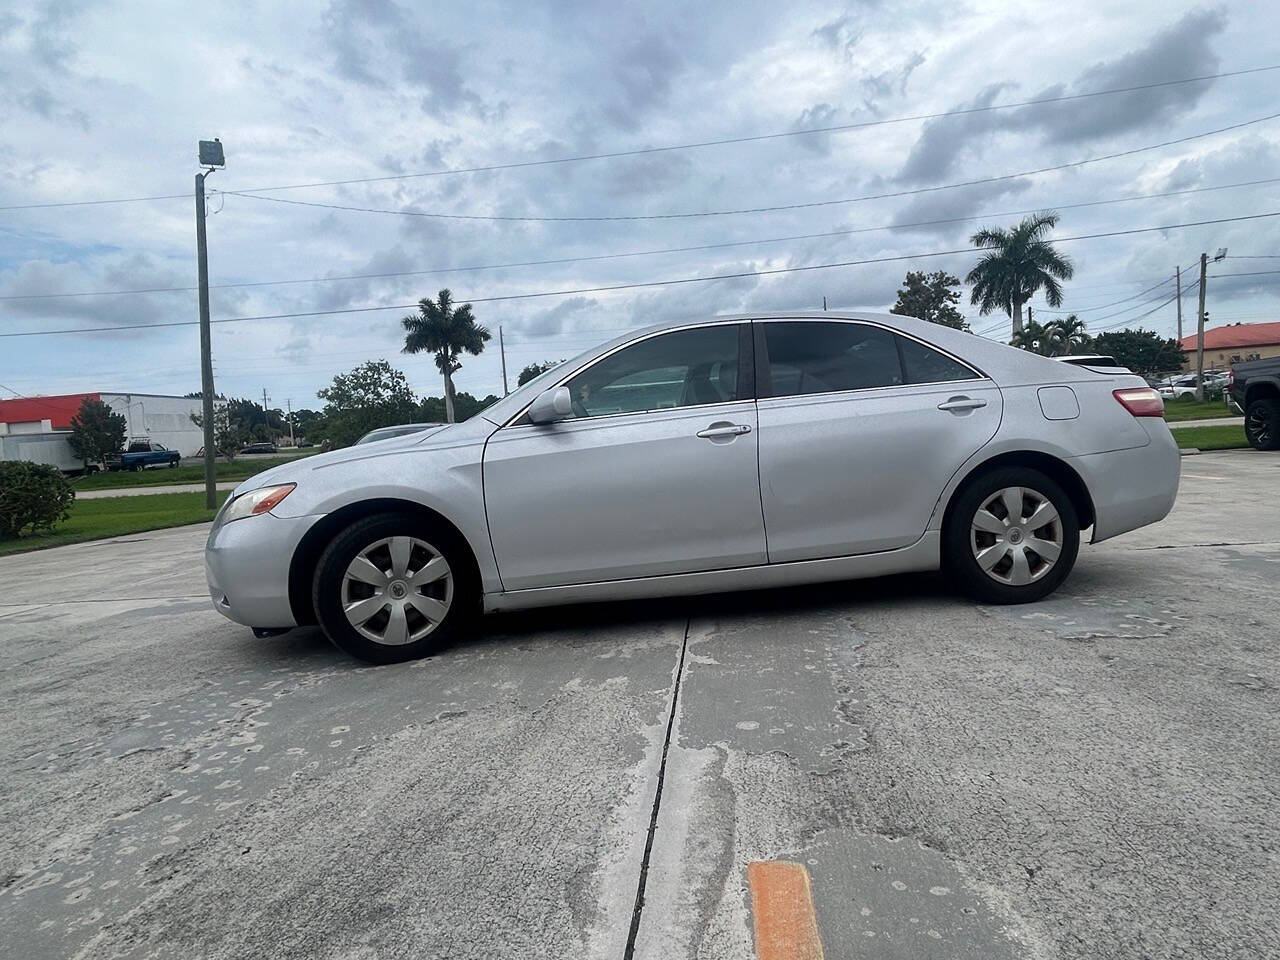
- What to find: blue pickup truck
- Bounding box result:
[106,439,182,472]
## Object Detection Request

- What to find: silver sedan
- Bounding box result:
[206,312,1180,663]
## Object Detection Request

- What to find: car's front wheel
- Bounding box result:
[944,467,1080,604]
[312,513,476,664]
[1245,398,1280,451]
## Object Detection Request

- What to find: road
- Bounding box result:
[1,451,1277,960]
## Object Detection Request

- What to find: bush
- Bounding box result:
[0,461,75,539]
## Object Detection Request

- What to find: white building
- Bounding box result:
[0,392,215,471]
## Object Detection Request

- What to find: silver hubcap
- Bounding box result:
[341,536,453,646]
[970,486,1063,586]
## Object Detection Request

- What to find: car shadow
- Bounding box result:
[248,570,955,664]
[481,569,954,640]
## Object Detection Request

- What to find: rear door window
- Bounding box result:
[760,321,903,397]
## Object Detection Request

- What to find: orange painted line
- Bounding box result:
[747,860,825,960]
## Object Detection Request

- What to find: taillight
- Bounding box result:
[1113,387,1165,417]
[1227,369,1235,390]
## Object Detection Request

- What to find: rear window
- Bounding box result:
[898,336,977,384]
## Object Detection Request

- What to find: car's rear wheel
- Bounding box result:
[1245,398,1280,451]
[312,513,476,664]
[944,467,1080,604]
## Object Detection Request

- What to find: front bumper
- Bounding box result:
[205,510,324,628]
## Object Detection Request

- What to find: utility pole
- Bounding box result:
[195,138,224,510]
[499,325,509,396]
[1195,253,1208,401]
[822,296,827,312]
[1027,305,1033,329]
[1175,266,1183,341]
[286,399,295,447]
[262,387,270,432]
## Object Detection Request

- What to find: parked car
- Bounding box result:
[106,439,181,472]
[239,442,278,455]
[1054,355,1127,370]
[355,423,443,445]
[206,312,1180,664]
[1229,357,1280,450]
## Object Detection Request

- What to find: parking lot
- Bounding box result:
[1,450,1277,960]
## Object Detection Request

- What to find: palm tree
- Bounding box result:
[402,289,491,423]
[965,212,1074,337]
[1051,314,1090,355]
[1010,319,1056,356]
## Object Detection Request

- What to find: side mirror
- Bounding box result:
[527,385,573,424]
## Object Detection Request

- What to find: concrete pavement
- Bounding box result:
[1167,415,1245,429]
[75,481,240,499]
[2,451,1278,959]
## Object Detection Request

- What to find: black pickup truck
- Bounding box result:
[1230,357,1280,450]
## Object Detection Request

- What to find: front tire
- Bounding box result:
[944,467,1080,604]
[1245,398,1280,451]
[312,513,476,664]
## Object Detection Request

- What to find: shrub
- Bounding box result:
[0,461,75,539]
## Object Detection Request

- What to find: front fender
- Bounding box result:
[268,437,501,593]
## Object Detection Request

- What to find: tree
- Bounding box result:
[888,271,968,329]
[419,392,500,423]
[516,360,565,386]
[401,289,492,423]
[1090,329,1186,377]
[966,212,1074,336]
[316,359,419,448]
[1010,320,1058,356]
[286,408,323,441]
[190,404,246,461]
[1051,314,1090,354]
[67,397,127,470]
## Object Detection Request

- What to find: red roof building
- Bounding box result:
[0,392,100,430]
[1178,321,1280,370]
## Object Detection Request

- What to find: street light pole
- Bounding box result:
[499,325,509,396]
[195,170,217,509]
[195,139,225,510]
[1195,253,1208,402]
[1175,266,1183,342]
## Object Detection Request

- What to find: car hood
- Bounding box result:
[230,423,461,497]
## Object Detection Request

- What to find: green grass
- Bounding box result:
[1162,397,1240,422]
[1173,424,1251,451]
[70,454,313,491]
[0,491,231,556]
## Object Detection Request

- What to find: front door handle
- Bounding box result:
[937,396,988,412]
[696,423,752,439]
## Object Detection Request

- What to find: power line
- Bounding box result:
[1091,288,1190,332]
[6,177,1275,303]
[5,210,1277,340]
[1207,269,1280,278]
[222,112,1280,223]
[5,64,1277,213]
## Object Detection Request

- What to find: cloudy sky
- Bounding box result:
[2,0,1278,410]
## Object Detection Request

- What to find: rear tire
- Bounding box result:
[944,467,1080,604]
[1244,398,1280,451]
[312,512,477,664]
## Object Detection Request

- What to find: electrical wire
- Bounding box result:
[5,64,1277,212]
[4,210,1277,340]
[221,112,1280,223]
[6,178,1276,303]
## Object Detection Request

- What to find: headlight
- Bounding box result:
[222,483,295,523]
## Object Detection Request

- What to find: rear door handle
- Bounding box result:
[696,423,752,439]
[937,397,988,412]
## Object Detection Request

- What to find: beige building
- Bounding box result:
[1179,321,1280,371]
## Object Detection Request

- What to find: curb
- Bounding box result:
[1179,448,1201,456]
